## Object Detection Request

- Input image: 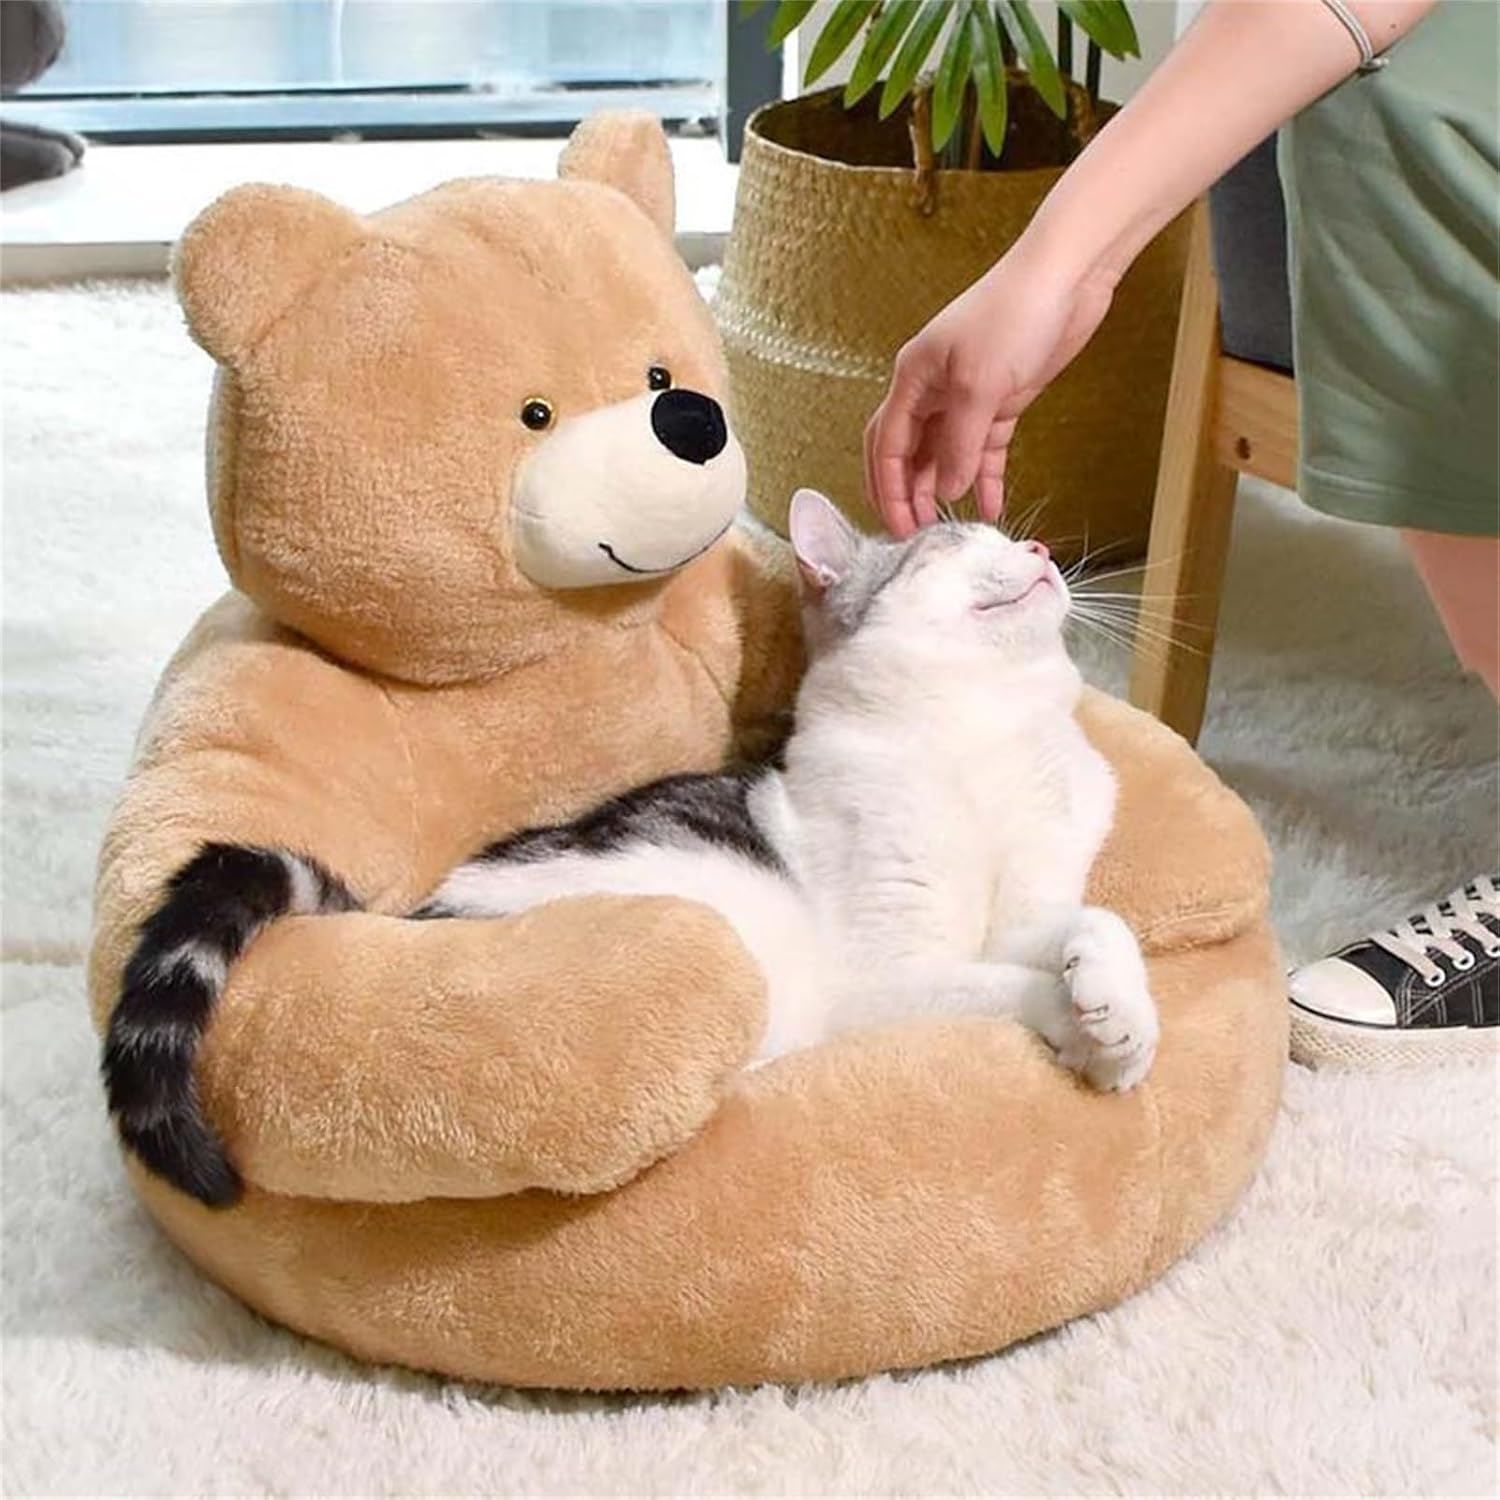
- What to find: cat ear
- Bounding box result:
[788,489,860,595]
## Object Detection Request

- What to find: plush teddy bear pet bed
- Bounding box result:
[88,114,1286,1390]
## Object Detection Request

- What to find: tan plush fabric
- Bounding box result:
[89,115,1286,1390]
[128,911,1285,1391]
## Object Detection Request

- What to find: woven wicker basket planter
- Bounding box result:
[716,87,1190,560]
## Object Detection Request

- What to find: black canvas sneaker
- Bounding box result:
[1289,875,1499,1069]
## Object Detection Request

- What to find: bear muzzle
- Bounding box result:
[510,390,746,591]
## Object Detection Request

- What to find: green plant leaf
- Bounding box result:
[970,4,1009,155]
[1057,0,1139,59]
[1103,0,1141,56]
[845,0,921,106]
[804,0,876,85]
[931,11,974,152]
[877,0,948,120]
[1000,0,1067,118]
[767,0,817,49]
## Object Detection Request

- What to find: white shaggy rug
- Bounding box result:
[2,281,1496,1497]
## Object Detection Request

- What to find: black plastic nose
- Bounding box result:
[651,389,728,465]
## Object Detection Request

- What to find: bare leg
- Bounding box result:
[1403,530,1499,698]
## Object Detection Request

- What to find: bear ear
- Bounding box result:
[172,183,365,364]
[557,111,675,240]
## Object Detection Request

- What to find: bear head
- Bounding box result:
[173,113,746,684]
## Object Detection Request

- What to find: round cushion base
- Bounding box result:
[125,696,1287,1391]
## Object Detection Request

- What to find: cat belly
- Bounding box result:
[429,844,828,1062]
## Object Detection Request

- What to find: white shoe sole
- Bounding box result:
[1289,999,1500,1071]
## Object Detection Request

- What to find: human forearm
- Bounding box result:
[860,0,1441,530]
[1020,0,1438,288]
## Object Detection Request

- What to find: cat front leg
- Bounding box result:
[1059,909,1158,1092]
[988,907,1159,1092]
[825,958,1067,1044]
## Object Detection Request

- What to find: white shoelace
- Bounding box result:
[1370,875,1500,987]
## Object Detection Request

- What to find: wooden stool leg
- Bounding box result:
[1129,203,1239,746]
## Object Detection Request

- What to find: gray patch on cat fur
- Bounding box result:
[413,768,786,921]
[823,522,968,636]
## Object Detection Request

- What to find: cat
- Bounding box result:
[102,488,1157,1209]
[422,489,1159,1089]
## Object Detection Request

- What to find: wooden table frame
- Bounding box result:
[1127,201,1300,745]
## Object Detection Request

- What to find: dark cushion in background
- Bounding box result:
[1,1,66,92]
[1208,135,1295,374]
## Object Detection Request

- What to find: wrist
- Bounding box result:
[1003,195,1133,299]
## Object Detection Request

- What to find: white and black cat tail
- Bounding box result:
[101,842,356,1207]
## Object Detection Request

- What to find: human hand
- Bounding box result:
[863,242,1118,538]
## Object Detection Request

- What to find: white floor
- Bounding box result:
[2,281,1496,1496]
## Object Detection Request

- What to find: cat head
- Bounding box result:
[787,488,1071,665]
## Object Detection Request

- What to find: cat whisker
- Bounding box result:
[1102,556,1196,588]
[1070,536,1135,569]
[1003,498,1049,545]
[1069,550,1193,588]
[1077,623,1208,661]
[1067,618,1139,657]
[1035,532,1087,554]
[1079,618,1211,648]
[1070,597,1195,628]
[1070,618,1198,665]
[1071,584,1199,600]
[1071,598,1209,617]
[1070,595,1204,623]
[1061,528,1152,577]
[1067,603,1209,658]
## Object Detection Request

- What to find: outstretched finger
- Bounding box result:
[911,454,939,531]
[866,413,917,537]
[906,419,941,531]
[865,352,935,529]
[931,398,1000,505]
[974,421,1014,521]
[866,412,910,524]
[861,412,881,525]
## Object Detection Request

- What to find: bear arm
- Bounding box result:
[92,609,767,1203]
[92,748,767,1203]
[663,525,805,764]
[724,525,805,757]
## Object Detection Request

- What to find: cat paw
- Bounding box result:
[1057,909,1158,1093]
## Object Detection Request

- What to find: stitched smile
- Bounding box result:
[598,521,733,576]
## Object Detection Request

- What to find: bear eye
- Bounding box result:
[647,365,672,392]
[520,397,554,431]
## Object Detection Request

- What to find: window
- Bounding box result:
[9,0,727,141]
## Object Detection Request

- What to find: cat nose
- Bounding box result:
[651,389,728,465]
[1023,540,1050,561]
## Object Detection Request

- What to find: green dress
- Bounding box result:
[1278,0,1499,537]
